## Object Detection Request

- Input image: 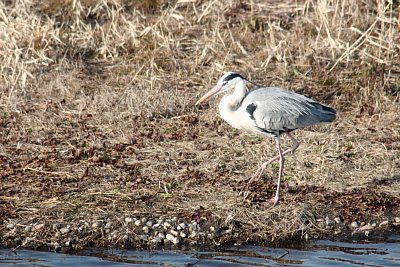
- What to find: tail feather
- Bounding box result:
[318,104,337,122]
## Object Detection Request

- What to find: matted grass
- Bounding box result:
[1,0,399,249]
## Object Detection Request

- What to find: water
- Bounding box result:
[1,236,399,267]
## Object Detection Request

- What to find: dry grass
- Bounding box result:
[1,0,399,248]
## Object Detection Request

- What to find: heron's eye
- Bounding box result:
[222,81,228,86]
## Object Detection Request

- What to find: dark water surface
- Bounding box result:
[1,236,399,267]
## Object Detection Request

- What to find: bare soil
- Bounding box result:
[0,0,399,250]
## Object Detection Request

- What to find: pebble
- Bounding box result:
[65,239,75,247]
[24,226,32,232]
[6,223,15,229]
[158,232,166,239]
[92,222,99,229]
[180,231,187,238]
[123,235,129,242]
[146,221,153,227]
[189,231,197,238]
[105,222,112,229]
[60,227,70,234]
[325,217,335,227]
[54,243,61,252]
[142,226,150,234]
[151,236,163,244]
[395,217,400,223]
[170,229,179,237]
[359,224,374,231]
[379,220,389,227]
[134,220,141,226]
[350,221,358,228]
[334,217,341,224]
[163,222,171,229]
[166,234,179,245]
[178,223,186,230]
[125,217,134,223]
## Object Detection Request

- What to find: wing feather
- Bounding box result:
[242,87,336,134]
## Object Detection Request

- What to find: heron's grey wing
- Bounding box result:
[243,87,336,134]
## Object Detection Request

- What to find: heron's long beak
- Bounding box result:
[195,84,222,105]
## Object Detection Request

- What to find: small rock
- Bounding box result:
[350,221,358,228]
[189,231,197,238]
[54,243,61,253]
[364,230,371,237]
[60,227,70,234]
[151,236,163,244]
[334,217,341,224]
[146,221,153,227]
[24,226,32,232]
[180,231,187,238]
[360,224,374,231]
[166,234,179,245]
[92,222,99,229]
[325,217,335,227]
[125,217,134,223]
[394,217,400,223]
[123,235,129,242]
[210,226,215,231]
[65,239,75,247]
[141,217,147,223]
[153,223,160,229]
[178,223,186,230]
[6,223,15,229]
[170,229,179,236]
[134,220,141,226]
[142,226,150,234]
[163,222,171,229]
[379,220,389,227]
[158,232,166,239]
[105,222,112,229]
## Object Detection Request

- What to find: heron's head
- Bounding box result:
[195,72,246,105]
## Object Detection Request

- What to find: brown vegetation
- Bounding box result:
[0,0,399,249]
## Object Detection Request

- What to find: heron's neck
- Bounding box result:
[222,79,248,110]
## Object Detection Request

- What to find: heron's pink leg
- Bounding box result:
[248,132,299,184]
[272,138,284,206]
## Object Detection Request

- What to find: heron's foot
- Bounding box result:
[248,165,266,184]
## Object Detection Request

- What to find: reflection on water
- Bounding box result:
[1,236,399,267]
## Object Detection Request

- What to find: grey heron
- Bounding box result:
[195,72,336,205]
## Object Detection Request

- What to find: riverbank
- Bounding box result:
[1,0,399,250]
